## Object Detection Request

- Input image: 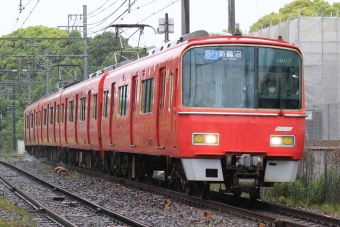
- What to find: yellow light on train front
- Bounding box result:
[193,133,219,145]
[270,135,295,147]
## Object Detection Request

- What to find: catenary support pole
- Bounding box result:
[83,5,88,81]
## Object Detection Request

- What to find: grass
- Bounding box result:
[0,198,37,227]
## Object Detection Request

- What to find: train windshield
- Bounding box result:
[182,46,302,110]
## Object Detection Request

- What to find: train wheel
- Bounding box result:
[193,182,209,199]
[183,181,193,195]
[249,188,260,201]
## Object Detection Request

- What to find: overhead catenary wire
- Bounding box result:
[87,0,129,29]
[88,0,110,17]
[87,0,139,35]
[88,0,178,49]
[88,0,120,19]
[19,0,41,30]
[12,0,33,32]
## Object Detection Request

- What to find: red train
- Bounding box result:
[24,30,305,199]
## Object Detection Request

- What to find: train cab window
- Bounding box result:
[80,97,86,121]
[49,106,54,125]
[61,104,64,123]
[69,100,74,122]
[118,85,128,116]
[103,91,109,118]
[93,94,98,119]
[43,109,47,126]
[141,78,154,113]
[182,46,255,108]
[257,47,302,109]
[182,46,302,110]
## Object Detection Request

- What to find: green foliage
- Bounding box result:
[250,0,340,32]
[0,198,37,226]
[263,166,340,209]
[0,26,143,153]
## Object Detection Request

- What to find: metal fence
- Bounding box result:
[306,102,340,140]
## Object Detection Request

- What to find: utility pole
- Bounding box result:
[83,5,88,81]
[28,65,31,104]
[181,0,190,35]
[165,13,169,42]
[46,48,49,95]
[228,0,235,34]
[12,70,16,152]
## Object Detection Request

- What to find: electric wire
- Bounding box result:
[88,0,110,17]
[87,0,128,29]
[20,0,41,29]
[12,0,33,32]
[88,0,178,50]
[88,0,120,19]
[87,0,139,35]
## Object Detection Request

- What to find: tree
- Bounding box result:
[0,26,144,153]
[249,0,340,33]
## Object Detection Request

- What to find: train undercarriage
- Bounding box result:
[28,146,271,200]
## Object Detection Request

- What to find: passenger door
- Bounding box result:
[157,68,167,148]
[130,76,138,146]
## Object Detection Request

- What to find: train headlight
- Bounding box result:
[193,133,219,145]
[270,135,295,147]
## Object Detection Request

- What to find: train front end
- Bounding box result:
[177,36,305,198]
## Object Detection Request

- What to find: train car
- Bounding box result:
[24,30,305,199]
[59,73,108,168]
[100,30,305,199]
[24,99,41,151]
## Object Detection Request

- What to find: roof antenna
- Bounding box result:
[278,35,283,41]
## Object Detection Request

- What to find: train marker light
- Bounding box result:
[193,133,219,145]
[270,135,295,147]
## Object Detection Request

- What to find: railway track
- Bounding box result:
[2,155,340,226]
[0,157,148,227]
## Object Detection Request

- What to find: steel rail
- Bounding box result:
[0,160,149,227]
[0,173,78,227]
[41,160,313,227]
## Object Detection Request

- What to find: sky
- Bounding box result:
[0,0,339,47]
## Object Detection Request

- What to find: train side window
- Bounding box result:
[118,85,128,116]
[56,105,59,124]
[80,97,86,121]
[35,112,38,127]
[49,106,54,125]
[43,109,47,126]
[61,104,64,123]
[141,78,154,113]
[26,115,29,129]
[93,94,98,119]
[159,69,166,110]
[168,73,173,111]
[69,100,74,122]
[31,113,34,128]
[103,91,109,118]
[38,111,41,126]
